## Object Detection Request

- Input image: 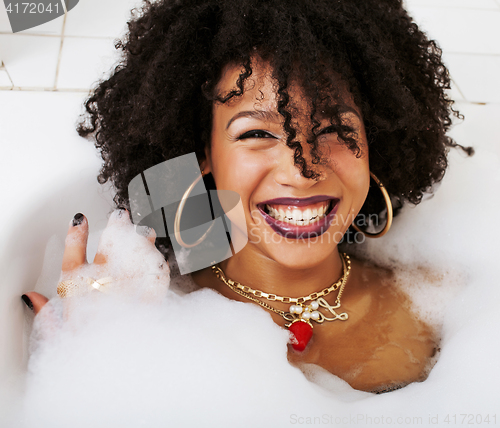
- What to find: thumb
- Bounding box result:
[22,292,49,315]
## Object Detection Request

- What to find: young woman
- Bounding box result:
[22,0,469,393]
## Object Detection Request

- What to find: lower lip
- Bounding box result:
[258,201,340,240]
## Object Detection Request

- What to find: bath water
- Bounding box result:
[15,103,500,427]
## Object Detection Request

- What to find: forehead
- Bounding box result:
[213,58,361,119]
[215,59,279,106]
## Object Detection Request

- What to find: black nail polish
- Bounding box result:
[72,213,84,227]
[21,294,34,311]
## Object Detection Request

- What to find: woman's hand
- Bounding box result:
[22,210,168,315]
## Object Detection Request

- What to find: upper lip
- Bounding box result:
[258,195,339,207]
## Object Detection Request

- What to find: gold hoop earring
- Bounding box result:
[351,172,393,238]
[174,170,215,248]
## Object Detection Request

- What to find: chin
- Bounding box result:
[262,239,340,270]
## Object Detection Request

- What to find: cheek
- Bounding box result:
[211,148,271,241]
[328,148,370,206]
[211,146,269,202]
[347,162,370,204]
[349,166,370,214]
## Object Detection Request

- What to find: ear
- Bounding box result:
[200,145,213,175]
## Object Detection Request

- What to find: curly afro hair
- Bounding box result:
[78,0,471,245]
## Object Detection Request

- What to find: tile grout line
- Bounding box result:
[444,52,500,57]
[0,63,15,88]
[407,5,500,11]
[0,32,115,40]
[0,86,88,92]
[54,1,68,89]
[450,78,467,103]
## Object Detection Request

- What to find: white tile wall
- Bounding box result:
[407,8,500,54]
[63,0,142,38]
[0,34,61,88]
[0,0,497,107]
[405,0,500,9]
[448,103,500,156]
[56,37,120,90]
[447,80,465,102]
[0,68,12,87]
[445,54,500,103]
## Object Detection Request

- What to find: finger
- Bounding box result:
[93,209,130,264]
[22,292,49,315]
[93,253,107,265]
[146,228,156,245]
[23,293,61,344]
[61,213,89,272]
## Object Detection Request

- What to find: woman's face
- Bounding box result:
[204,59,370,269]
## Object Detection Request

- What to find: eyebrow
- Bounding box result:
[225,105,362,130]
[340,106,362,119]
[318,105,362,121]
[226,110,282,130]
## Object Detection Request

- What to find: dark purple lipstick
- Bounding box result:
[259,195,335,207]
[257,196,340,239]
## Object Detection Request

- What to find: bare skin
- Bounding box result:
[24,212,156,316]
[192,258,438,393]
[192,58,439,392]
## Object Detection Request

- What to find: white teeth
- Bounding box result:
[292,209,303,221]
[265,202,331,225]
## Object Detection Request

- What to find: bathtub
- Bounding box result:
[0,91,114,423]
[1,90,500,426]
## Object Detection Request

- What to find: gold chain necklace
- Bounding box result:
[211,253,351,352]
[212,258,347,304]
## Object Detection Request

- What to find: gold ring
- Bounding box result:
[57,276,114,298]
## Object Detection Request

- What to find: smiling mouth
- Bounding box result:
[263,200,333,226]
[257,196,340,239]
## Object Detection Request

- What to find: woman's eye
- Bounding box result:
[318,125,338,136]
[238,130,275,140]
[318,124,356,136]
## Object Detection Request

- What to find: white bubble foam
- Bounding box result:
[16,104,500,427]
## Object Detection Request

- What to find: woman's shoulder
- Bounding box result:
[333,257,440,391]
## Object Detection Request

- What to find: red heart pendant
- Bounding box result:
[288,320,313,352]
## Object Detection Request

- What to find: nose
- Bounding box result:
[272,143,320,190]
